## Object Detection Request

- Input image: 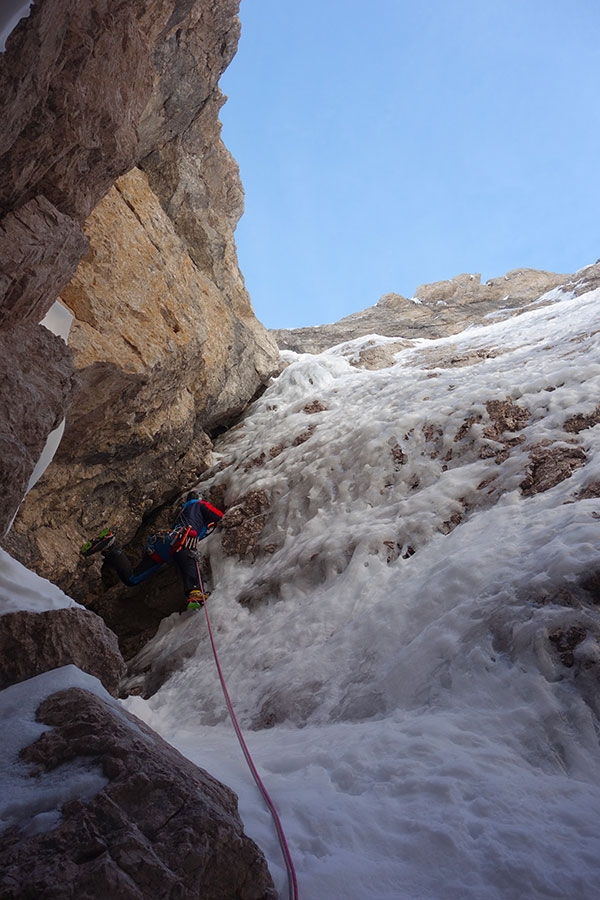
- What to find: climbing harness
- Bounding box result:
[195,561,299,900]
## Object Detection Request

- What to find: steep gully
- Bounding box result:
[1,2,599,897]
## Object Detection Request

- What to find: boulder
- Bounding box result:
[0,685,276,899]
[0,609,125,696]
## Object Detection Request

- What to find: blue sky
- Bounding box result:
[220,0,600,328]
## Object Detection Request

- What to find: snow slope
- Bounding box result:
[124,282,599,898]
[0,547,81,616]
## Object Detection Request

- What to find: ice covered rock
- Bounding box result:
[220,490,272,560]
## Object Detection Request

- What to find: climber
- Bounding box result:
[80,491,224,610]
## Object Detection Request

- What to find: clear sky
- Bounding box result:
[220,0,600,328]
[2,2,598,331]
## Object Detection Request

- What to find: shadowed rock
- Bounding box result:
[0,609,125,696]
[0,322,76,534]
[0,686,276,900]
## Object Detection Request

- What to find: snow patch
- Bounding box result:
[0,667,110,835]
[0,547,82,616]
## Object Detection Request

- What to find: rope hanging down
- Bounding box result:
[196,563,299,900]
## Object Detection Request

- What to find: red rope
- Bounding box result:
[196,564,299,900]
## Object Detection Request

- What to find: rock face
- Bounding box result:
[272,268,568,354]
[0,0,176,530]
[0,195,88,327]
[0,322,77,533]
[6,165,277,605]
[0,686,276,900]
[2,0,279,615]
[0,3,279,888]
[0,609,125,696]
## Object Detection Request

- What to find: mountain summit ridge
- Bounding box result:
[272,265,583,353]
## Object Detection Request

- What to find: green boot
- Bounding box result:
[187,589,209,610]
[81,528,115,557]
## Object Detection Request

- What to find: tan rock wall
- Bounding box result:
[1,0,279,601]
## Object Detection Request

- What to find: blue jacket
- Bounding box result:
[174,498,224,539]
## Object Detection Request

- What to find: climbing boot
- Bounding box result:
[186,589,209,611]
[81,528,115,557]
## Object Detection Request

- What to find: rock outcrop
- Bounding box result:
[2,0,279,616]
[0,0,174,531]
[0,609,125,696]
[0,685,276,900]
[0,2,279,889]
[272,268,569,354]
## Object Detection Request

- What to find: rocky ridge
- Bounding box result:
[272,267,571,358]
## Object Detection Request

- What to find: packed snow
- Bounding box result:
[120,282,600,899]
[0,547,81,616]
[2,278,598,897]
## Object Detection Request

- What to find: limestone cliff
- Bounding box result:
[0,2,278,893]
[272,268,569,356]
[1,0,279,601]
